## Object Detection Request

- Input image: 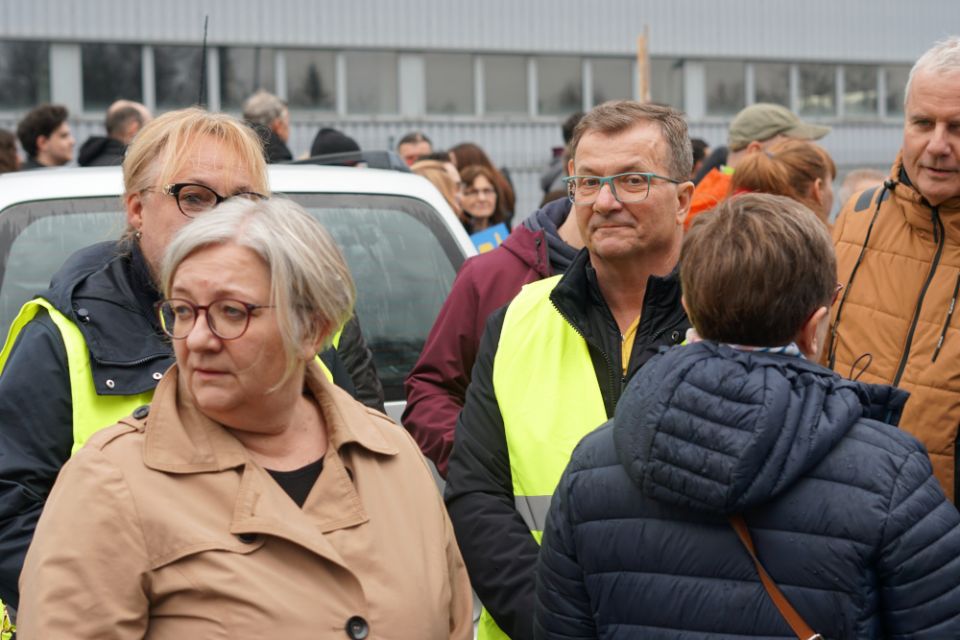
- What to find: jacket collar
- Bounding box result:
[614,341,906,514]
[141,362,398,474]
[521,197,579,275]
[890,153,960,243]
[43,241,173,395]
[550,248,682,341]
[499,225,550,278]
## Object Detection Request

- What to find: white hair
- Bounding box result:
[242,90,287,128]
[905,36,960,106]
[161,197,356,379]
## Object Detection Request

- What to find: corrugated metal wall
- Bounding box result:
[1,0,956,61]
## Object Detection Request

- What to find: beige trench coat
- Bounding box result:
[17,363,473,639]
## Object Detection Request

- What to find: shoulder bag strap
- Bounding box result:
[729,515,822,640]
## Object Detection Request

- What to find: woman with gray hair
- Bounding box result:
[16,198,474,639]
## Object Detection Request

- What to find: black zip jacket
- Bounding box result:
[0,240,372,608]
[444,248,688,640]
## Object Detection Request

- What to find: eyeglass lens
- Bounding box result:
[158,299,252,340]
[464,188,497,198]
[175,184,221,216]
[568,174,651,205]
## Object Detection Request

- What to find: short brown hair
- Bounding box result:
[731,139,836,219]
[681,193,835,346]
[460,164,507,227]
[569,100,693,181]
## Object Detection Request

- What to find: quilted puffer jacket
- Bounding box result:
[535,341,960,639]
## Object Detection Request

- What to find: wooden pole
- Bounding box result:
[637,24,650,103]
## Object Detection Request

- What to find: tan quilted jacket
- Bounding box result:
[828,155,960,503]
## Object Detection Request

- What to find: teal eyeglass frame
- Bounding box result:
[563,171,681,205]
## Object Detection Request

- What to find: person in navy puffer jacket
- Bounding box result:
[535,193,960,639]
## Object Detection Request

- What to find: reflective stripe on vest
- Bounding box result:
[478,276,608,640]
[0,299,336,455]
[0,299,154,454]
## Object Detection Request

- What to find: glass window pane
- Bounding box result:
[286,49,336,110]
[843,65,878,117]
[0,198,122,338]
[424,53,473,115]
[538,56,582,115]
[220,47,275,110]
[81,44,142,111]
[592,58,632,106]
[297,195,460,401]
[0,41,50,109]
[799,63,836,117]
[484,55,527,114]
[705,60,745,116]
[345,51,398,115]
[754,62,790,106]
[154,46,204,110]
[886,65,911,117]
[649,58,683,109]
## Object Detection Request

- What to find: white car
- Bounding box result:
[0,164,476,423]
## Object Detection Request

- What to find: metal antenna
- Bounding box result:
[198,15,209,106]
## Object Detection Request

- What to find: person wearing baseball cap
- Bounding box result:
[685,103,830,229]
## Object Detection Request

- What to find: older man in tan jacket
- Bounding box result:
[828,36,960,504]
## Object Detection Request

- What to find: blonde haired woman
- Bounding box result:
[0,108,270,616]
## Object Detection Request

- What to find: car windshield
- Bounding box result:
[0,193,462,402]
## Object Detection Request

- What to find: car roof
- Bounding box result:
[0,165,476,254]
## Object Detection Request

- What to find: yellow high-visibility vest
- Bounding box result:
[477,275,608,640]
[0,299,155,452]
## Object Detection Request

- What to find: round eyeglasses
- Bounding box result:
[156,298,274,340]
[563,172,680,206]
[160,183,268,218]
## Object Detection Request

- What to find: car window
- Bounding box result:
[0,194,463,402]
[289,193,461,401]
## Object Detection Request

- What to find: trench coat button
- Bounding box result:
[76,307,90,322]
[132,405,150,420]
[236,533,259,544]
[345,616,369,639]
[105,379,116,389]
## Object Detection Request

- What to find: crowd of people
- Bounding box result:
[1,34,960,640]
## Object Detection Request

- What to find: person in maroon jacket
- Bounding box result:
[403,197,582,476]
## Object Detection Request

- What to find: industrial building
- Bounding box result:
[2,0,958,214]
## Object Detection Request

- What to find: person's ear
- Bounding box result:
[566,157,575,178]
[795,306,829,360]
[745,140,763,154]
[810,177,824,205]
[300,319,332,360]
[35,135,49,154]
[125,190,145,232]
[675,180,694,225]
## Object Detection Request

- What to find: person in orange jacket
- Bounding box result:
[685,103,830,229]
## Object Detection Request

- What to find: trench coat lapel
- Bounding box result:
[143,362,398,573]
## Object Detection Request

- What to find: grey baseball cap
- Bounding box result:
[728,103,831,150]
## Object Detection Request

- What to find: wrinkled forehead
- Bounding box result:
[906,67,960,111]
[574,122,670,173]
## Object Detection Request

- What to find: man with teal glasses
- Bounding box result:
[444,101,693,640]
